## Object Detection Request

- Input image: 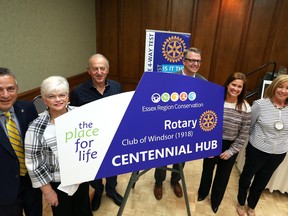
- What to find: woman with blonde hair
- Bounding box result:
[237,75,288,216]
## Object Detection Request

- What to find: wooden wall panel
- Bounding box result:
[270,0,288,68]
[95,0,119,79]
[209,0,248,85]
[192,0,221,80]
[170,0,194,33]
[18,0,288,102]
[144,0,170,30]
[118,0,143,83]
[78,0,288,94]
[239,0,278,91]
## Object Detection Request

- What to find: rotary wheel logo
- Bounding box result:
[199,110,218,132]
[162,36,186,63]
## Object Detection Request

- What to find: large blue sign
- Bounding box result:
[97,72,224,179]
[56,72,224,185]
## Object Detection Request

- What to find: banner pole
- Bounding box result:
[178,163,191,216]
[117,166,191,216]
[117,169,151,216]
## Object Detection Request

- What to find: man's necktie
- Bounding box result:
[4,111,27,176]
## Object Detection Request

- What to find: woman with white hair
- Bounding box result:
[25,76,92,216]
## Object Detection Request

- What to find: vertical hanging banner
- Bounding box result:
[56,72,224,186]
[144,29,191,73]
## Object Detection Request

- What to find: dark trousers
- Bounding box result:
[0,174,42,216]
[237,142,286,209]
[51,182,92,216]
[198,140,236,207]
[0,203,22,216]
[154,163,185,186]
[19,174,42,216]
[90,176,117,196]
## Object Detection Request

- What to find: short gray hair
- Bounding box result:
[40,76,69,97]
[88,54,109,68]
[0,67,18,85]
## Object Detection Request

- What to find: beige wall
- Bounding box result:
[0,0,96,93]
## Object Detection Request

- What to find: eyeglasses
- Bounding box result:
[46,93,68,101]
[90,67,107,72]
[184,58,202,64]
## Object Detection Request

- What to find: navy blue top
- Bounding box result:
[70,79,122,106]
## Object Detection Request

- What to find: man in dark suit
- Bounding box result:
[0,67,42,216]
[153,47,207,200]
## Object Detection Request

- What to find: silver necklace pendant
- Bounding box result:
[274,120,284,131]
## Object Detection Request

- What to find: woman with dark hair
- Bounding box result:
[197,72,251,213]
[237,74,288,216]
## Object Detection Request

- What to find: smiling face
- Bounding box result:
[182,51,202,76]
[43,90,69,113]
[0,75,18,112]
[226,79,244,102]
[87,56,109,86]
[273,81,288,104]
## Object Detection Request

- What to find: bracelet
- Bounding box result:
[44,190,54,198]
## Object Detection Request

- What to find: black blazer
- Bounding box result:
[0,100,38,204]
